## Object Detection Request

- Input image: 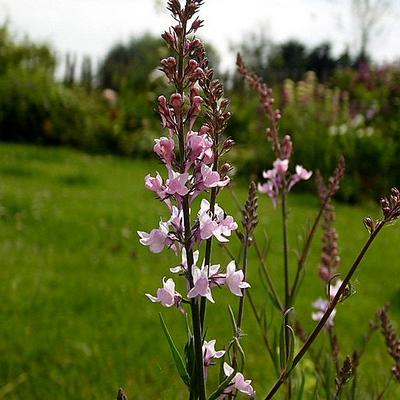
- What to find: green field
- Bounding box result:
[0,143,399,399]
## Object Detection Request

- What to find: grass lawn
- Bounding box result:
[0,143,399,399]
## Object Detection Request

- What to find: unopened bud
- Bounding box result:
[199,125,210,135]
[190,17,204,32]
[170,93,183,112]
[161,32,175,47]
[222,138,235,152]
[220,98,230,109]
[220,163,233,176]
[173,25,183,36]
[158,95,167,108]
[281,135,293,160]
[363,217,375,234]
[193,67,205,80]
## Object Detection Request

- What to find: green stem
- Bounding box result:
[176,17,206,399]
[264,221,385,400]
[281,189,291,400]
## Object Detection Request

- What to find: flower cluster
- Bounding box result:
[138,2,254,397]
[218,363,256,399]
[258,156,312,206]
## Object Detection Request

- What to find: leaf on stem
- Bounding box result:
[159,313,191,387]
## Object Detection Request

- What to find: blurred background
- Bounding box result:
[1,0,400,399]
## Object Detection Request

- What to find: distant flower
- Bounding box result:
[146,277,182,308]
[288,165,312,190]
[311,298,336,328]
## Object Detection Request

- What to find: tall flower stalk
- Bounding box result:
[138,1,254,399]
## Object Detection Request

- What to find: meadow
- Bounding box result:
[0,143,399,399]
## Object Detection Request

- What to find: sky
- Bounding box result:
[1,0,399,71]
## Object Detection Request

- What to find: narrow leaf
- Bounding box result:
[208,369,236,400]
[159,313,191,387]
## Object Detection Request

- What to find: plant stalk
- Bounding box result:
[264,221,385,400]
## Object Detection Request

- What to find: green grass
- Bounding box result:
[0,143,399,399]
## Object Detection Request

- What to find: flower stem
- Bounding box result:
[264,220,385,400]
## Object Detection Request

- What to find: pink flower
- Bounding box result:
[197,200,238,242]
[138,221,170,253]
[273,158,289,175]
[188,263,215,303]
[225,261,250,296]
[202,339,225,367]
[219,363,256,399]
[165,169,190,197]
[187,130,213,163]
[146,277,182,307]
[154,137,175,165]
[200,163,230,188]
[145,173,168,200]
[288,165,312,190]
[311,298,336,327]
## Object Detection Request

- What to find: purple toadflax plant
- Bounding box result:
[137,1,254,399]
[131,2,400,399]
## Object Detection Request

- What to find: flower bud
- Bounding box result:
[363,217,375,234]
[281,135,293,160]
[190,17,204,32]
[170,93,183,111]
[219,163,232,176]
[222,138,235,152]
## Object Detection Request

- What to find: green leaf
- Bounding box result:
[159,313,191,387]
[296,373,306,400]
[208,368,236,400]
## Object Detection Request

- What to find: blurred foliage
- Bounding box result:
[1,24,400,201]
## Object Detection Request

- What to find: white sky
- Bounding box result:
[1,0,399,71]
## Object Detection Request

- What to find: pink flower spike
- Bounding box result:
[137,221,170,253]
[165,169,190,197]
[225,261,250,296]
[202,339,225,367]
[188,264,214,303]
[154,137,175,165]
[145,277,182,308]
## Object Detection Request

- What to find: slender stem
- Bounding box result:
[254,240,284,312]
[237,234,249,329]
[232,233,249,371]
[289,187,332,303]
[328,327,340,375]
[281,190,290,311]
[176,17,206,399]
[264,221,385,400]
[281,189,291,400]
[200,140,219,328]
[247,291,280,376]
